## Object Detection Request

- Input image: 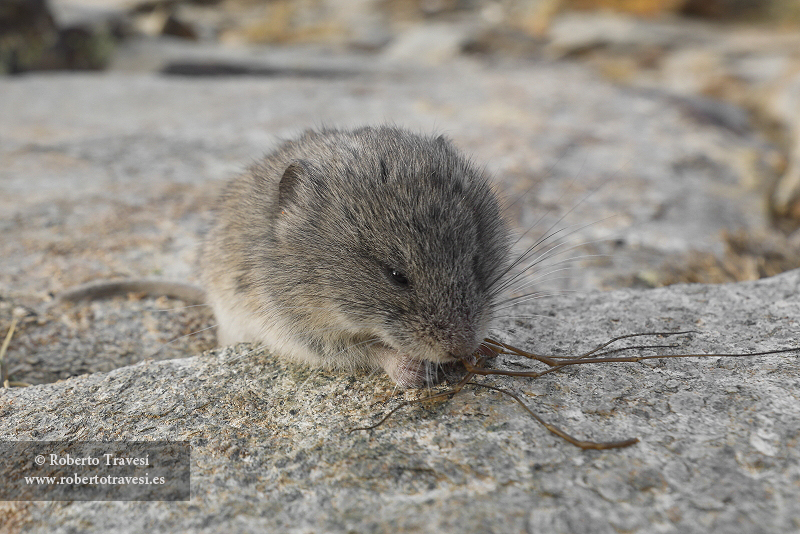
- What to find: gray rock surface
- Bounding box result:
[544,11,800,223]
[1,46,799,533]
[1,270,798,533]
[0,54,783,298]
[40,2,800,220]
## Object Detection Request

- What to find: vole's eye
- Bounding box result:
[386,267,410,287]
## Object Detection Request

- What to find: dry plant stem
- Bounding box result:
[483,331,699,366]
[352,332,799,450]
[352,351,638,449]
[349,358,484,432]
[470,347,800,376]
[470,382,639,450]
[1,318,18,388]
[477,332,799,379]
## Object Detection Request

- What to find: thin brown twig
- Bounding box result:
[470,382,639,450]
[349,356,484,432]
[484,331,700,365]
[1,318,18,388]
[479,346,800,372]
[536,343,681,360]
[351,331,799,449]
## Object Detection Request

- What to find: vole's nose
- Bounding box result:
[443,334,479,360]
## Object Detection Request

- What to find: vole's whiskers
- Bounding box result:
[498,268,582,299]
[506,154,588,251]
[492,165,611,291]
[492,220,616,299]
[489,147,636,316]
[496,253,609,304]
[488,313,569,324]
[492,290,579,313]
[501,231,616,288]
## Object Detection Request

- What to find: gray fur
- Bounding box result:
[200,126,512,387]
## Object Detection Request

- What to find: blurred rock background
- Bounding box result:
[2,0,800,290]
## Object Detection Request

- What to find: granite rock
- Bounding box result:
[1,271,798,533]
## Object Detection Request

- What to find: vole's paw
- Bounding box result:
[383,353,441,389]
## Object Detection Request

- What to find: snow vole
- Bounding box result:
[199,126,512,387]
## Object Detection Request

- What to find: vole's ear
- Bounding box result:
[278,159,311,210]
